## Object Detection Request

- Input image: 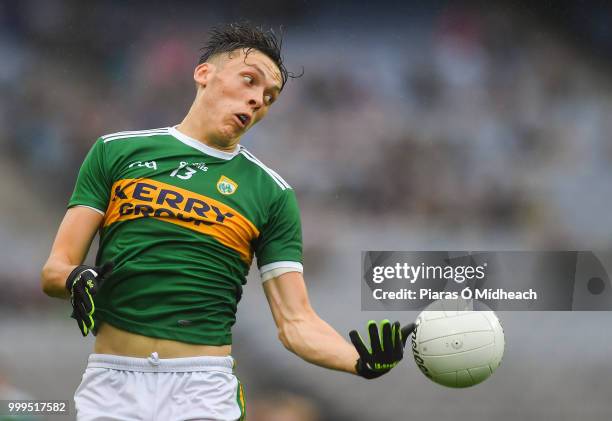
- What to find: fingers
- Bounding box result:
[74,306,94,336]
[352,320,410,357]
[73,285,93,314]
[78,319,89,336]
[71,303,87,326]
[401,323,416,346]
[72,283,96,335]
[368,321,383,356]
[71,300,90,336]
[349,330,371,359]
[392,321,402,352]
[71,290,88,320]
[381,320,393,355]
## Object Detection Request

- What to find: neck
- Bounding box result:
[177,104,239,153]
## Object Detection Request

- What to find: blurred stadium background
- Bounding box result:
[1,0,612,420]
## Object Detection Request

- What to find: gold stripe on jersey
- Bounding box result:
[103,178,259,262]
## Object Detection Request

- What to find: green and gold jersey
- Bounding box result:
[68,127,302,345]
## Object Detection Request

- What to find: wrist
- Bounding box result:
[41,261,79,299]
[65,265,93,291]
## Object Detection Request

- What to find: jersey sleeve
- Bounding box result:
[255,188,303,273]
[67,138,113,213]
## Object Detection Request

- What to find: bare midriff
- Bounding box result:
[94,323,231,358]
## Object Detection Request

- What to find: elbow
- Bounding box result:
[276,308,317,353]
[40,264,54,296]
[277,323,295,352]
[40,262,65,297]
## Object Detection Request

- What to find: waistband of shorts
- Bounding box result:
[87,353,234,373]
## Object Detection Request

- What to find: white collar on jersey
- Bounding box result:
[168,126,241,160]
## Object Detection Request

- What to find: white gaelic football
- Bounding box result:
[411,301,505,388]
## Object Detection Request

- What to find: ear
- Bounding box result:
[194,62,214,88]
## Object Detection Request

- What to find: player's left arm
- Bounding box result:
[263,271,359,374]
[263,271,415,378]
[259,188,413,378]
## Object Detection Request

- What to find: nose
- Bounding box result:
[248,97,262,111]
[247,87,265,110]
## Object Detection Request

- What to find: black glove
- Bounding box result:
[349,320,416,379]
[65,261,113,336]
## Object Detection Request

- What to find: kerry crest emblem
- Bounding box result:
[217,176,238,195]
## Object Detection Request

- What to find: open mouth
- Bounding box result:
[234,113,251,128]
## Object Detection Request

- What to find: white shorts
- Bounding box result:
[74,353,246,421]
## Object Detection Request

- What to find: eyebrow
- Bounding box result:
[249,63,281,93]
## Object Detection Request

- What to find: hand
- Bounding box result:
[65,261,113,336]
[349,320,416,379]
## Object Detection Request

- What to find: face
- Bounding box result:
[193,48,282,148]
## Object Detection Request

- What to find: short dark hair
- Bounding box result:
[199,22,294,90]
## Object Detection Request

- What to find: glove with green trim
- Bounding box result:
[65,262,113,336]
[349,320,416,379]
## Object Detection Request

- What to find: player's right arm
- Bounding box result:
[43,135,111,300]
[41,206,103,299]
[43,137,116,336]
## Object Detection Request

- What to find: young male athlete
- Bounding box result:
[41,23,414,420]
